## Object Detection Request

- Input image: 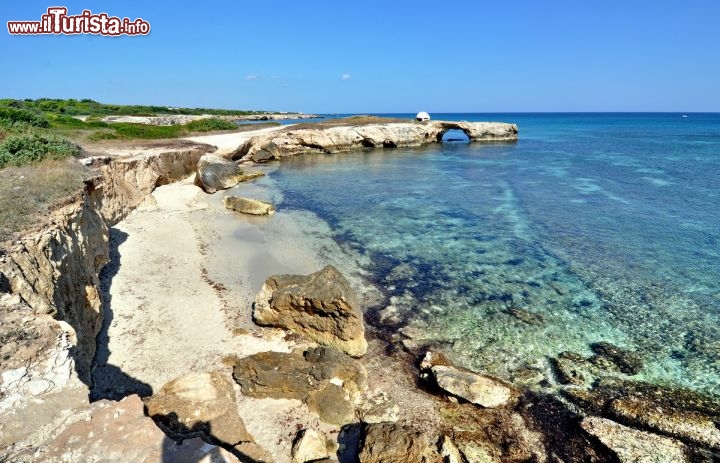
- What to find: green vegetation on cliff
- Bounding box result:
[0,134,81,169]
[0,99,262,166]
[0,98,263,117]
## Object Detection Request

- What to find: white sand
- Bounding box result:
[96,177,352,462]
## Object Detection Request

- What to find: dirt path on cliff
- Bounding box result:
[183,125,287,155]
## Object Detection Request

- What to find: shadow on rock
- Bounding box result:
[520,391,619,463]
[89,228,153,401]
[337,423,364,463]
[156,418,268,463]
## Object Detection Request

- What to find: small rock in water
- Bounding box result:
[590,341,643,375]
[224,196,275,215]
[506,306,545,326]
[552,351,592,386]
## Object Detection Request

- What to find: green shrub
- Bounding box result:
[48,114,109,129]
[185,118,238,132]
[0,134,81,168]
[0,107,50,128]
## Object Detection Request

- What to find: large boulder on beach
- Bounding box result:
[232,346,367,425]
[144,371,254,446]
[195,154,263,193]
[224,196,275,215]
[253,265,367,357]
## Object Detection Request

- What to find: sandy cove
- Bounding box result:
[90,159,443,462]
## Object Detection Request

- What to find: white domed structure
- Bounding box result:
[416,111,430,122]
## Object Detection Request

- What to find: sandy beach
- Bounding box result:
[88,166,366,461]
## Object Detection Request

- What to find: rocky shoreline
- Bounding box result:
[1,120,719,462]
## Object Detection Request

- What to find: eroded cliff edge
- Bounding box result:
[0,144,212,387]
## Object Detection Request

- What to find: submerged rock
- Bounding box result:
[358,423,444,463]
[565,378,720,451]
[581,416,690,463]
[590,341,643,375]
[552,351,592,386]
[223,196,275,215]
[506,306,545,326]
[195,154,263,193]
[253,265,367,357]
[144,371,254,446]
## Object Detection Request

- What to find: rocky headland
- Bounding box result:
[234,118,519,162]
[1,118,718,462]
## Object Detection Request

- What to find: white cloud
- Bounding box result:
[246,74,258,81]
[341,73,352,81]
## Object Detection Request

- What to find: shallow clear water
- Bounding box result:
[270,113,720,395]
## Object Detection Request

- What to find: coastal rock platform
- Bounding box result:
[234,118,518,162]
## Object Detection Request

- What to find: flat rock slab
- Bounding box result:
[224,196,275,215]
[431,365,515,408]
[253,265,367,357]
[566,379,720,451]
[40,395,237,463]
[145,371,254,446]
[582,416,690,463]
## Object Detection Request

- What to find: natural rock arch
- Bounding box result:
[431,121,489,142]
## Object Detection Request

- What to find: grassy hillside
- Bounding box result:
[0,98,265,117]
[0,99,276,168]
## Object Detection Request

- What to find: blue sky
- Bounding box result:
[1,1,719,113]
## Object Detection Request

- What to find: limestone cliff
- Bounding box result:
[0,144,211,383]
[234,120,518,162]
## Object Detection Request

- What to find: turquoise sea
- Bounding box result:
[270,113,720,396]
